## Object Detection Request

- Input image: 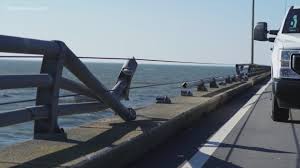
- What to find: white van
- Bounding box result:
[254,6,300,122]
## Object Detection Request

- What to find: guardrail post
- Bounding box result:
[236,64,241,76]
[248,64,254,76]
[34,41,66,140]
[197,81,208,91]
[232,75,238,82]
[209,78,219,88]
[225,76,232,84]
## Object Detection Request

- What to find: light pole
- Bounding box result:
[251,0,255,64]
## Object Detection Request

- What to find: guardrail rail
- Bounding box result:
[0,35,138,140]
[0,35,271,141]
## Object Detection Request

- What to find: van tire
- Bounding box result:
[272,95,289,122]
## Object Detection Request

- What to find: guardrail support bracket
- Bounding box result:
[210,78,219,88]
[197,82,208,91]
[156,96,172,104]
[181,89,193,96]
[225,76,232,84]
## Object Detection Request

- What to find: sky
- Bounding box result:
[0,0,298,65]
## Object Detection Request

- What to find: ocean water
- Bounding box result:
[0,59,235,149]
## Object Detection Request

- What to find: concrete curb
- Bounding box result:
[73,73,271,168]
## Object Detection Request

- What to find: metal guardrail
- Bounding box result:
[236,64,271,77]
[181,64,271,96]
[0,35,271,140]
[181,75,237,89]
[0,35,137,139]
[180,75,239,96]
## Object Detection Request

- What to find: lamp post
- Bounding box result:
[251,0,255,64]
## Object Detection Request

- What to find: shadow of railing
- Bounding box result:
[12,117,167,168]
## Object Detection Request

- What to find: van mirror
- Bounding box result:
[269,30,279,35]
[268,37,276,42]
[254,22,268,41]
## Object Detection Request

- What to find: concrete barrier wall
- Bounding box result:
[0,73,270,168]
[73,72,270,168]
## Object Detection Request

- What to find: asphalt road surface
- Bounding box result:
[126,80,300,168]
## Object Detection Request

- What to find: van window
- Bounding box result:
[283,9,300,33]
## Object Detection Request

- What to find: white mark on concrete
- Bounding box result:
[180,81,271,168]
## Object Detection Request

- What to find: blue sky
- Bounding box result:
[0,0,297,65]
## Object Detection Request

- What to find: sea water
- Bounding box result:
[0,59,235,149]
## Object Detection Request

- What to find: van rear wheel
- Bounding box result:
[272,95,289,122]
